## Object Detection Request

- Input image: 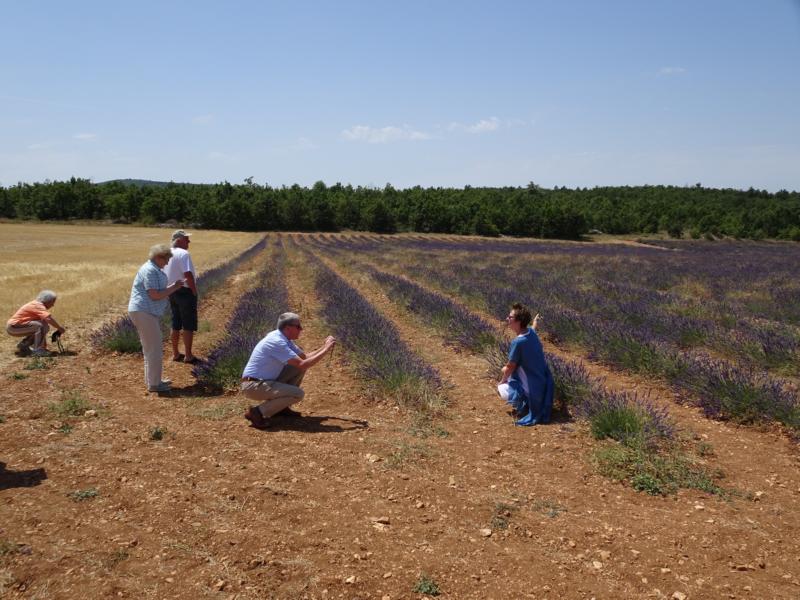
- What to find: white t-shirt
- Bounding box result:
[165,247,195,287]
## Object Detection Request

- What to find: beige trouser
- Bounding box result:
[7,321,50,350]
[129,311,163,389]
[241,365,305,418]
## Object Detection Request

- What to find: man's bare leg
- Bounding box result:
[171,330,182,360]
[183,330,195,361]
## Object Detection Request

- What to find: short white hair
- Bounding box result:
[277,312,301,330]
[149,243,173,260]
[36,289,57,304]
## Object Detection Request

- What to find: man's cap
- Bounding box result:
[171,229,191,242]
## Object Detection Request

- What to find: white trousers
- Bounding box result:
[129,311,163,388]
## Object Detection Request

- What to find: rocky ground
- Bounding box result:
[1,236,799,599]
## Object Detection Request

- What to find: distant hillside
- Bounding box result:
[100,179,176,188]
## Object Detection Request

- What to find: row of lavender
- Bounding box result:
[313,233,800,330]
[315,242,674,441]
[309,235,800,431]
[193,239,287,388]
[90,235,268,353]
[299,246,444,411]
[301,238,724,495]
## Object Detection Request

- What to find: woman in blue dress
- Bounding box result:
[497,303,554,426]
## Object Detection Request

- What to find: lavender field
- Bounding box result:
[306,234,800,433]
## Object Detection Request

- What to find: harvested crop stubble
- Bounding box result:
[91,235,267,352]
[0,222,262,328]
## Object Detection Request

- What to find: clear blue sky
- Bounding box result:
[2,1,799,191]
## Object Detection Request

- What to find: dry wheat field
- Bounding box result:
[0,227,799,599]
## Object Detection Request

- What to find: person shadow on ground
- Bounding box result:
[257,414,368,433]
[0,462,48,491]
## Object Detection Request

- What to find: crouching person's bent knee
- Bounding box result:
[241,380,305,418]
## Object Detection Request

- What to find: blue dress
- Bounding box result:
[506,328,554,426]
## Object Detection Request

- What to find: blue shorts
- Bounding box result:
[170,288,198,331]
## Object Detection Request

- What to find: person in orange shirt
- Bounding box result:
[6,290,66,357]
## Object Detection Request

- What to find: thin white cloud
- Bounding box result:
[192,114,213,124]
[293,137,319,150]
[659,66,686,76]
[341,124,431,144]
[73,133,97,140]
[27,140,59,150]
[448,116,502,134]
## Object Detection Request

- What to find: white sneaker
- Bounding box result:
[160,379,172,386]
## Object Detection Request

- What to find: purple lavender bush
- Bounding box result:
[309,256,443,410]
[193,241,288,389]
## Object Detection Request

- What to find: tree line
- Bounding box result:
[0,178,798,240]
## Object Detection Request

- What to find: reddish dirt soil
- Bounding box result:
[1,234,799,600]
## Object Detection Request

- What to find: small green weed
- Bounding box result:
[413,574,441,596]
[594,442,726,497]
[68,487,99,502]
[0,540,19,556]
[10,372,27,380]
[149,426,167,441]
[0,416,5,424]
[408,413,449,439]
[24,357,52,370]
[191,403,241,420]
[531,498,566,518]
[49,389,91,417]
[198,320,212,333]
[105,548,130,568]
[490,502,517,530]
[696,441,715,457]
[386,441,429,468]
[57,423,73,434]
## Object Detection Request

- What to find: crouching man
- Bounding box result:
[241,312,336,429]
[6,290,66,357]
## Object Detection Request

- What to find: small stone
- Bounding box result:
[671,592,687,600]
[84,409,97,417]
[661,568,672,574]
[383,572,392,579]
[754,491,764,501]
[592,561,603,570]
[165,578,174,584]
[372,516,390,524]
[213,580,226,591]
[493,447,502,454]
[448,475,456,487]
[366,454,381,463]
[382,596,391,600]
[415,501,425,509]
[631,549,641,557]
[568,540,577,548]
[598,550,611,560]
[480,528,493,537]
[694,504,705,511]
[345,575,356,584]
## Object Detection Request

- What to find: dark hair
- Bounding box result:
[510,302,532,328]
